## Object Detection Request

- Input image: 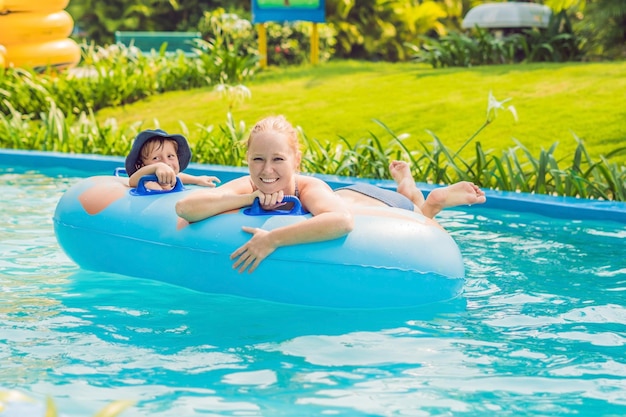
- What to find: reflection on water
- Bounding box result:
[1,170,626,416]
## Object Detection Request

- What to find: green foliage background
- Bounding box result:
[66,0,626,62]
[2,1,625,200]
[2,56,624,200]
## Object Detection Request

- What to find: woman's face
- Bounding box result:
[247,131,300,194]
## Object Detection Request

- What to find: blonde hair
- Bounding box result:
[247,115,301,156]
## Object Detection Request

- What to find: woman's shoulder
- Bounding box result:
[297,174,330,187]
[296,174,350,215]
[297,174,334,196]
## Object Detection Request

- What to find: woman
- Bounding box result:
[175,115,354,273]
[176,115,486,273]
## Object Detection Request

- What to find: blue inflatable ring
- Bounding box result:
[53,174,465,308]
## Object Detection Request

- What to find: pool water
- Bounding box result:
[1,170,626,417]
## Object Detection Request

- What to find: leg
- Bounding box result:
[421,182,486,218]
[389,160,425,208]
[389,160,486,218]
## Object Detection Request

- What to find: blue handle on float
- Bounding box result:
[114,167,127,177]
[130,175,184,196]
[244,195,309,216]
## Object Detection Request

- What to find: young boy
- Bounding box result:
[125,129,220,191]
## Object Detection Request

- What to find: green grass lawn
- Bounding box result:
[96,60,626,164]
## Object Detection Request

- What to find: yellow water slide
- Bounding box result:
[0,0,81,69]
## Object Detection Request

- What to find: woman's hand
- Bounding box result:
[252,189,287,210]
[230,226,276,273]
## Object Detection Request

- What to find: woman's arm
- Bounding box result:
[175,176,256,222]
[261,177,353,245]
[231,176,354,273]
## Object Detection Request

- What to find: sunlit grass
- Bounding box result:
[95,60,626,165]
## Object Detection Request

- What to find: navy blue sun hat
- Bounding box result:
[125,129,192,176]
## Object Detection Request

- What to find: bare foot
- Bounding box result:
[421,182,486,218]
[389,160,425,207]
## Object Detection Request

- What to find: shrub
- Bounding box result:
[0,35,259,118]
[1,96,624,202]
[196,9,259,84]
[197,8,336,68]
[408,11,582,68]
[265,21,336,66]
[0,44,203,117]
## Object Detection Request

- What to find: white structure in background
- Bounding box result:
[462,2,552,37]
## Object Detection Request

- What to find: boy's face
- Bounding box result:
[141,140,180,173]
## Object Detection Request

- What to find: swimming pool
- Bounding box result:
[1,150,625,416]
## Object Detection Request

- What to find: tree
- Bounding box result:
[545,0,626,59]
[326,0,448,61]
